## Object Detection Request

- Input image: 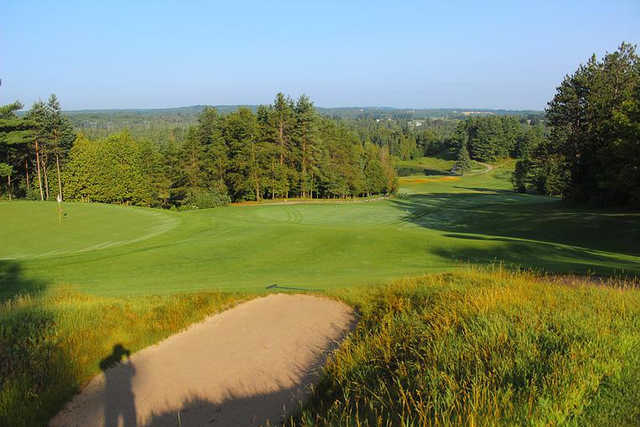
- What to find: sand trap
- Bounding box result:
[50,294,356,427]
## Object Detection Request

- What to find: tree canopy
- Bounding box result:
[514,43,640,207]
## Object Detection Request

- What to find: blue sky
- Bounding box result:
[2,1,638,110]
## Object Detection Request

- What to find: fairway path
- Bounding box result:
[51,294,355,427]
[471,161,494,175]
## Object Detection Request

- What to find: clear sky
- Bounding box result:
[2,1,638,110]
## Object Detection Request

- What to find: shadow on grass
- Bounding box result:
[397,166,452,177]
[390,190,640,275]
[0,259,47,302]
[0,260,79,426]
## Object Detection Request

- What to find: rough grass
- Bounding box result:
[0,288,246,426]
[292,269,640,426]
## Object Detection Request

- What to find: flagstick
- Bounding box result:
[57,194,62,224]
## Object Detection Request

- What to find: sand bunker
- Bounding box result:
[50,294,355,426]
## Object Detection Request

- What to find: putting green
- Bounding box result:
[0,202,178,260]
[2,160,639,298]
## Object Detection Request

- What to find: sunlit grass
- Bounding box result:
[292,268,640,425]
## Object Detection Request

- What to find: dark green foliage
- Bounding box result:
[453,141,472,174]
[516,43,640,206]
[455,115,525,162]
[0,102,36,199]
[182,184,230,209]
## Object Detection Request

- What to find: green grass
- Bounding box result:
[1,160,639,299]
[0,202,178,260]
[291,269,640,425]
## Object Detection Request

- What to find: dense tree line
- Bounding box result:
[1,94,397,208]
[452,115,544,163]
[514,43,640,207]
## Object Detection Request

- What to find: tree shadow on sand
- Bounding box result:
[390,190,640,275]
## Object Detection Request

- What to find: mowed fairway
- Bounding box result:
[2,161,639,298]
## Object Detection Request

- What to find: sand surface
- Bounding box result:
[50,294,356,427]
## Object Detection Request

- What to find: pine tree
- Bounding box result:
[45,94,76,200]
[454,141,472,175]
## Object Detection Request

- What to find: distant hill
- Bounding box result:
[64,105,543,124]
[62,105,544,139]
[65,104,542,118]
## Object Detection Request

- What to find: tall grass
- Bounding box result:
[293,269,640,425]
[0,288,246,426]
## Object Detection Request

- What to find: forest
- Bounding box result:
[0,94,398,208]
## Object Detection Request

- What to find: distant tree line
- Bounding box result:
[0,94,397,208]
[513,43,640,207]
[68,107,543,165]
[452,116,545,163]
[345,117,462,161]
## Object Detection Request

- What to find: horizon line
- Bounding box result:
[59,104,545,113]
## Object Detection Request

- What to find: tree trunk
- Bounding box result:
[301,138,306,198]
[251,142,260,202]
[35,140,44,200]
[271,159,276,200]
[279,122,284,166]
[7,174,11,200]
[43,158,50,200]
[25,158,30,189]
[56,153,63,200]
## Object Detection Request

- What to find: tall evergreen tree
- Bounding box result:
[517,42,640,206]
[454,141,472,175]
[44,94,76,200]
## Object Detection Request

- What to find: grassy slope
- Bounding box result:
[292,269,640,425]
[1,160,639,298]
